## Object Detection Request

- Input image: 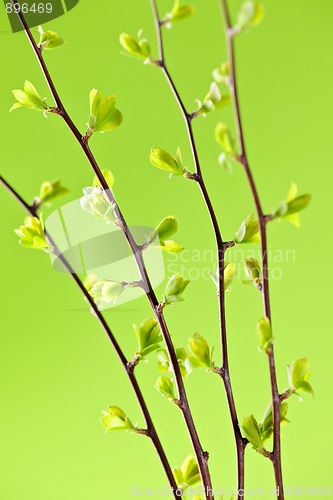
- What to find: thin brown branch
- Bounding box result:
[150,0,246,497]
[10,1,210,495]
[0,174,180,498]
[220,1,284,497]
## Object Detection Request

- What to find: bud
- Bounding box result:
[169,1,196,22]
[155,376,175,401]
[212,62,230,84]
[87,89,123,137]
[201,82,221,113]
[287,358,314,397]
[38,25,64,50]
[14,214,50,251]
[259,401,289,442]
[163,273,190,304]
[149,147,185,176]
[224,262,237,291]
[90,280,125,305]
[101,406,134,432]
[119,32,151,60]
[237,1,265,31]
[173,456,201,490]
[157,348,189,378]
[134,318,162,358]
[244,258,262,287]
[257,317,273,352]
[235,213,260,244]
[80,187,116,224]
[274,183,311,227]
[215,122,235,155]
[188,333,213,369]
[242,415,264,450]
[10,80,50,113]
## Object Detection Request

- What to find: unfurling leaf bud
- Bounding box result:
[224,262,237,291]
[215,122,235,155]
[10,81,50,113]
[242,415,264,450]
[151,216,178,242]
[173,456,201,490]
[155,375,176,401]
[163,273,190,304]
[235,213,260,244]
[90,280,125,305]
[38,179,69,205]
[80,187,116,224]
[93,169,115,189]
[187,333,214,372]
[259,402,289,442]
[244,258,262,287]
[157,348,189,378]
[287,358,314,397]
[237,1,265,31]
[274,183,311,227]
[212,62,230,85]
[257,317,273,352]
[101,406,135,432]
[38,25,64,50]
[15,214,50,251]
[149,147,185,176]
[86,89,123,138]
[119,32,151,61]
[134,318,162,358]
[167,0,196,23]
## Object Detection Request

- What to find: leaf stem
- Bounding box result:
[11,2,210,495]
[220,1,284,497]
[150,0,246,497]
[0,174,180,498]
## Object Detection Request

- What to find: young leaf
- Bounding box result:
[155,376,176,401]
[157,348,189,378]
[119,32,151,61]
[274,183,311,227]
[90,280,125,305]
[134,318,162,358]
[244,257,262,287]
[186,333,214,372]
[287,358,314,397]
[151,216,179,242]
[215,122,235,155]
[149,147,185,176]
[87,89,123,137]
[224,262,237,291]
[213,62,230,85]
[163,273,190,304]
[168,0,196,22]
[242,415,264,450]
[93,169,115,189]
[101,406,134,432]
[236,1,265,31]
[38,179,69,205]
[10,81,50,113]
[159,240,184,253]
[235,213,260,244]
[259,401,289,442]
[80,187,116,224]
[14,214,50,251]
[173,456,201,490]
[257,317,273,352]
[38,25,64,50]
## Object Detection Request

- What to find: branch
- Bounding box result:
[0,174,180,498]
[10,2,211,495]
[150,0,246,497]
[220,1,284,498]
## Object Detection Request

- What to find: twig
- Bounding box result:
[220,1,284,497]
[0,174,181,498]
[10,2,211,496]
[150,1,246,497]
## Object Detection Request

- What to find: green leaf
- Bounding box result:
[134,318,162,358]
[119,32,151,60]
[235,213,260,244]
[101,406,134,432]
[93,169,115,189]
[10,80,50,113]
[215,122,235,155]
[164,273,190,304]
[224,262,237,290]
[80,187,116,224]
[287,358,314,397]
[257,316,273,352]
[159,240,184,253]
[237,1,265,31]
[14,214,50,251]
[155,376,176,401]
[274,183,311,227]
[38,179,69,204]
[149,147,185,176]
[212,62,230,84]
[242,415,264,450]
[157,348,189,378]
[38,25,64,50]
[151,216,179,242]
[259,402,289,442]
[169,0,196,22]
[90,280,125,305]
[173,456,201,490]
[87,89,123,136]
[188,333,213,369]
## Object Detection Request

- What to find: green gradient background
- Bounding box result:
[0,0,331,498]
